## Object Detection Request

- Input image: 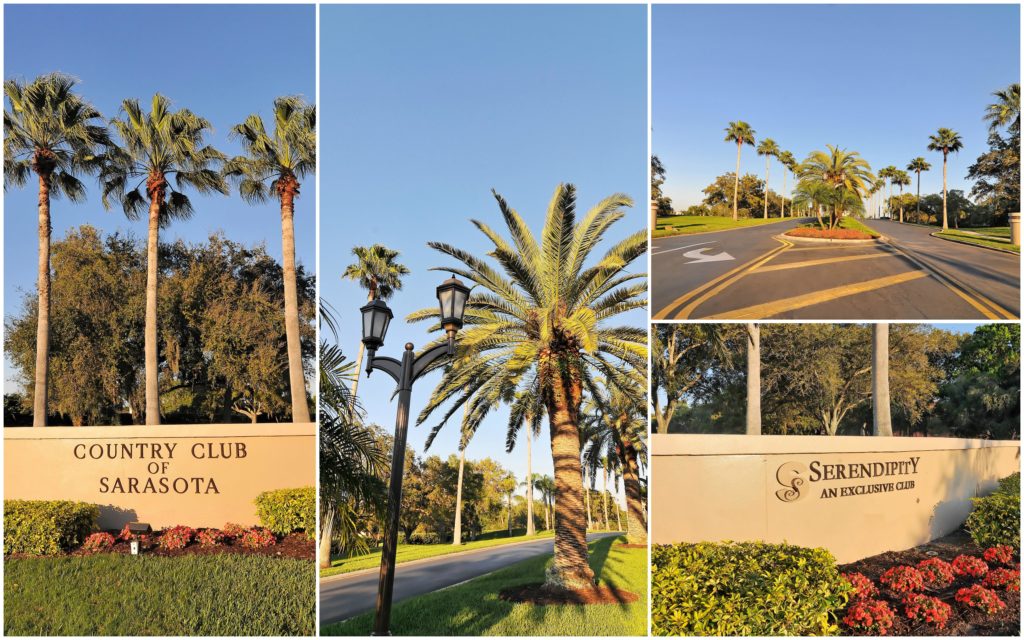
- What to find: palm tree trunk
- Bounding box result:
[349,292,372,404]
[898,185,904,224]
[872,323,893,437]
[144,188,162,425]
[916,171,922,223]
[615,491,622,531]
[453,446,465,545]
[525,428,535,536]
[507,492,512,534]
[623,450,647,544]
[781,168,787,218]
[544,366,595,591]
[601,466,609,530]
[33,172,51,427]
[280,188,311,423]
[763,157,770,219]
[745,323,761,435]
[318,499,335,568]
[942,153,949,230]
[733,142,741,221]
[584,470,593,530]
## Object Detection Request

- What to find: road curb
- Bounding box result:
[653,216,808,240]
[929,231,1020,256]
[776,233,883,246]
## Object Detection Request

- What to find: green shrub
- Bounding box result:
[967,487,1020,550]
[3,500,99,555]
[652,541,853,636]
[997,472,1020,496]
[254,487,314,538]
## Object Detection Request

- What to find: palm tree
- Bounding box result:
[4,73,108,427]
[535,474,555,530]
[499,472,517,534]
[878,166,897,218]
[599,455,610,530]
[796,146,874,228]
[984,83,1020,136]
[927,128,964,231]
[892,170,911,224]
[756,138,780,219]
[906,157,931,224]
[410,184,646,591]
[223,97,315,423]
[792,178,833,229]
[872,323,893,437]
[778,150,796,218]
[509,386,544,537]
[724,121,756,221]
[452,405,472,545]
[342,245,410,402]
[745,323,761,435]
[101,95,227,424]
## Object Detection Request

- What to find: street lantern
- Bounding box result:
[364,275,470,635]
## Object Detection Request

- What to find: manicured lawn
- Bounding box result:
[4,554,314,635]
[653,214,791,238]
[322,535,647,636]
[322,528,556,577]
[935,229,1020,253]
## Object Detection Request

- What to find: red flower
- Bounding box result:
[983,545,1015,567]
[843,599,896,635]
[81,532,116,553]
[196,528,226,547]
[983,567,1020,592]
[158,525,195,551]
[222,522,247,539]
[880,565,925,594]
[240,527,276,549]
[917,558,955,588]
[955,585,1005,615]
[951,555,988,578]
[842,572,879,600]
[902,593,952,629]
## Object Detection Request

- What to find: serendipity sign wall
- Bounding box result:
[651,434,1020,562]
[4,424,315,529]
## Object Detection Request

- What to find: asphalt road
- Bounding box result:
[652,218,1019,320]
[319,531,621,626]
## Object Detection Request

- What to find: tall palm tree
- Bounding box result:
[724,121,756,221]
[452,405,471,545]
[599,455,610,530]
[508,385,544,537]
[872,323,893,437]
[877,166,898,218]
[745,323,761,435]
[4,73,108,427]
[223,96,315,423]
[535,474,555,530]
[778,150,796,218]
[101,95,227,424]
[342,245,410,402]
[796,146,874,228]
[984,83,1020,136]
[410,184,646,591]
[499,472,517,533]
[756,138,780,219]
[892,170,911,224]
[927,128,964,231]
[906,157,931,223]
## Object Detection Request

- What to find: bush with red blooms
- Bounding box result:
[240,527,276,549]
[196,528,226,547]
[222,522,247,539]
[843,599,896,635]
[917,558,956,588]
[786,227,876,240]
[982,567,1020,592]
[951,554,989,578]
[842,572,880,600]
[955,584,1006,614]
[983,545,1015,567]
[158,525,194,550]
[81,532,116,552]
[880,565,925,595]
[117,524,133,541]
[902,593,953,629]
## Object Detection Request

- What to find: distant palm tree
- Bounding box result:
[777,150,796,217]
[872,323,893,437]
[892,170,911,224]
[410,184,646,591]
[756,138,780,219]
[342,244,410,402]
[508,385,544,537]
[796,146,874,228]
[927,128,964,230]
[877,166,897,218]
[906,157,931,223]
[4,73,108,427]
[984,83,1020,136]
[101,94,228,424]
[535,474,556,530]
[724,121,756,221]
[224,96,315,423]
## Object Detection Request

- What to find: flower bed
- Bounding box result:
[785,227,876,240]
[62,524,314,560]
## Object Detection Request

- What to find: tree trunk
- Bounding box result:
[601,466,609,530]
[745,323,761,435]
[733,142,741,221]
[543,364,595,590]
[781,168,787,218]
[584,470,593,530]
[318,500,335,568]
[453,446,465,545]
[615,494,622,531]
[899,185,904,223]
[33,172,52,427]
[872,323,893,437]
[144,186,162,425]
[763,155,770,219]
[623,450,647,544]
[916,171,922,224]
[941,153,949,230]
[507,493,512,534]
[280,187,311,423]
[525,428,535,536]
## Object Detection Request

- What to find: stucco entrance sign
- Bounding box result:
[775,457,920,502]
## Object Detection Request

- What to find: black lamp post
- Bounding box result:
[362,275,470,636]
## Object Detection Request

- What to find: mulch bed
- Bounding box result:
[839,529,1020,636]
[45,532,313,561]
[786,227,876,240]
[499,583,639,605]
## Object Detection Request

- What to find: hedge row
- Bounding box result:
[4,500,99,555]
[967,472,1020,550]
[254,487,315,539]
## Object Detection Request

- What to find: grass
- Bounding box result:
[652,214,791,238]
[322,535,647,636]
[322,528,557,577]
[4,553,314,635]
[935,228,1020,253]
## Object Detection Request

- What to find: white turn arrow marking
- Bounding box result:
[682,247,735,264]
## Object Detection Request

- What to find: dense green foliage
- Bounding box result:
[683,172,785,219]
[3,554,314,635]
[651,541,853,636]
[3,500,99,555]
[967,473,1021,549]
[255,487,315,538]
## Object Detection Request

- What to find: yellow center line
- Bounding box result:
[704,271,929,319]
[751,252,896,273]
[653,238,791,320]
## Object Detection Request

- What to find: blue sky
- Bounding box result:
[320,4,647,501]
[3,4,315,392]
[654,3,1021,209]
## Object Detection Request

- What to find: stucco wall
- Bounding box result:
[4,424,315,529]
[651,434,1020,562]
